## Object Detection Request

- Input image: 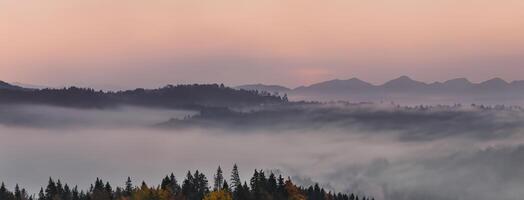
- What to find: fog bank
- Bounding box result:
[0,104,523,200]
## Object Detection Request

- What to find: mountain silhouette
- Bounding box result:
[239,76,524,105]
[0,81,27,91]
[294,78,374,93]
[381,76,427,90]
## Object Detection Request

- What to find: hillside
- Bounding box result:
[0,81,26,91]
[0,84,287,109]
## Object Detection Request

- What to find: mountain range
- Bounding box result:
[237,76,524,105]
[2,77,524,105]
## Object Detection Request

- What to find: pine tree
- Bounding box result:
[56,180,64,198]
[45,178,57,200]
[62,184,72,200]
[91,178,111,200]
[72,186,80,200]
[267,173,278,198]
[104,182,112,199]
[222,181,230,192]
[0,182,13,200]
[194,170,210,200]
[214,166,224,191]
[169,173,181,195]
[37,188,45,200]
[14,184,21,200]
[230,164,241,192]
[182,171,196,200]
[124,177,133,197]
[250,170,259,193]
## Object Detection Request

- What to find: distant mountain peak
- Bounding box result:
[387,75,416,83]
[344,77,371,84]
[346,77,363,81]
[482,77,508,84]
[444,78,471,84]
[476,77,509,90]
[383,76,427,88]
[397,75,413,80]
[303,77,373,90]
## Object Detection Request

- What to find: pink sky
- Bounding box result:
[1,0,524,89]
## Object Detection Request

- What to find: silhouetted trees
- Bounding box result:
[0,164,368,200]
[213,166,224,191]
[0,84,287,109]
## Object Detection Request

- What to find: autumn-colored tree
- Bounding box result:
[0,165,368,200]
[284,180,306,200]
[203,190,233,200]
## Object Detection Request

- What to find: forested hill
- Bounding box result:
[0,84,287,109]
[0,165,373,200]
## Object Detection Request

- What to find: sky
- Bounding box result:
[1,0,524,90]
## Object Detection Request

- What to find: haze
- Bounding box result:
[1,1,524,200]
[2,0,524,89]
[1,104,524,200]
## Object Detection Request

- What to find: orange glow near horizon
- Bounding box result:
[1,0,524,88]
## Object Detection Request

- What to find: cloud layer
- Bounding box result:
[1,104,524,200]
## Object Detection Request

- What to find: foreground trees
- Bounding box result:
[0,165,373,200]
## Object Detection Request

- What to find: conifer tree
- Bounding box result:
[222,180,230,192]
[62,184,72,200]
[14,184,21,200]
[214,166,224,191]
[72,186,80,200]
[45,178,57,200]
[0,182,13,200]
[37,188,45,200]
[230,164,241,192]
[124,177,133,197]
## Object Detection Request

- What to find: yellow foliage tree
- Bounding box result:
[203,190,233,200]
[130,182,174,200]
[285,180,306,200]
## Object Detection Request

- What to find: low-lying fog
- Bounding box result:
[1,104,523,200]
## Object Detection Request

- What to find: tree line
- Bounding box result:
[0,84,287,109]
[0,165,372,200]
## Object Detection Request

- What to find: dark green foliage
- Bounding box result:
[213,166,224,191]
[0,182,15,200]
[161,173,181,196]
[124,177,133,197]
[1,165,367,200]
[222,181,229,192]
[181,170,210,200]
[90,178,111,200]
[230,164,241,192]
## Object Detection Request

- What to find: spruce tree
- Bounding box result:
[37,188,45,200]
[72,186,80,200]
[124,177,133,197]
[230,164,241,192]
[14,184,21,200]
[213,166,224,191]
[222,180,230,192]
[62,184,72,200]
[169,173,181,195]
[0,182,13,200]
[45,178,57,200]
